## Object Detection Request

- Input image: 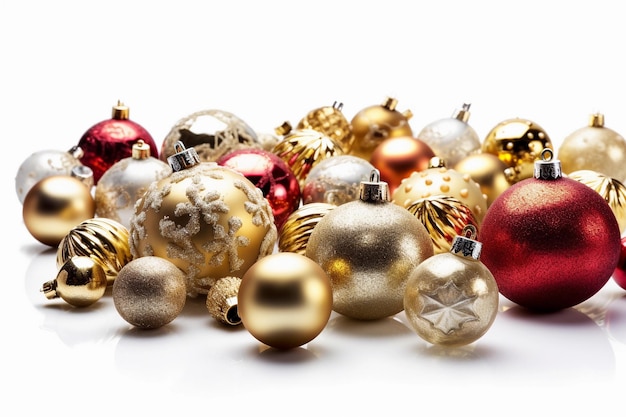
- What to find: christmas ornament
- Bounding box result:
[416,103,482,168]
[558,113,626,182]
[296,101,354,153]
[306,169,434,320]
[112,256,187,329]
[160,109,260,163]
[56,218,132,286]
[95,139,172,229]
[406,195,478,254]
[15,145,85,204]
[22,174,96,247]
[369,135,436,194]
[238,252,333,349]
[567,170,626,234]
[77,101,158,184]
[453,152,513,207]
[404,225,499,347]
[481,117,553,183]
[41,256,107,308]
[392,157,488,226]
[479,149,621,311]
[206,276,242,326]
[349,97,414,161]
[278,202,336,255]
[129,142,277,296]
[272,128,345,190]
[613,237,626,290]
[301,155,375,206]
[216,148,301,230]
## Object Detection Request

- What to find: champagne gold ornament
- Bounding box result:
[296,101,354,153]
[567,170,626,234]
[404,225,499,347]
[558,113,626,182]
[278,202,336,255]
[113,256,187,329]
[41,256,108,308]
[56,218,132,286]
[238,252,333,349]
[206,276,242,326]
[349,97,414,161]
[306,170,434,320]
[482,117,553,183]
[129,142,277,296]
[454,152,513,207]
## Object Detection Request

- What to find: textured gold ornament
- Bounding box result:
[41,256,108,308]
[482,117,553,183]
[113,256,187,329]
[278,202,336,255]
[206,276,242,326]
[238,252,333,349]
[453,152,513,207]
[558,113,626,183]
[406,195,478,254]
[296,101,354,153]
[568,169,626,234]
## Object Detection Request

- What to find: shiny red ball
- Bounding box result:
[479,177,621,311]
[613,236,626,290]
[217,148,301,230]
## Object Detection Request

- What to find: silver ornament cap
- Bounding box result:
[534,148,562,180]
[359,169,390,203]
[450,224,482,260]
[167,141,200,172]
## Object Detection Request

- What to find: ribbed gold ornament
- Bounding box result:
[278,203,336,255]
[296,101,354,153]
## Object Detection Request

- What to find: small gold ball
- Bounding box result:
[42,256,107,308]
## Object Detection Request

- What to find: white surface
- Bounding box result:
[2,1,626,415]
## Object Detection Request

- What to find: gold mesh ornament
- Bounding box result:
[296,101,354,153]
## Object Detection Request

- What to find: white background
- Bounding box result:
[2,1,625,415]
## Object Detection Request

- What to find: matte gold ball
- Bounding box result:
[113,256,187,329]
[238,252,333,349]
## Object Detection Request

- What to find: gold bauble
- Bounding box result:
[558,113,626,183]
[272,128,345,190]
[296,101,354,153]
[22,175,96,247]
[349,97,414,161]
[41,256,108,308]
[238,252,333,349]
[481,117,553,183]
[56,218,132,286]
[306,170,434,321]
[453,152,513,207]
[568,169,626,234]
[278,202,336,255]
[206,276,242,326]
[392,161,488,226]
[406,195,478,254]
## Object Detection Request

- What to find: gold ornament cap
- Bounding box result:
[359,169,390,203]
[111,100,130,120]
[589,113,605,127]
[534,148,561,180]
[132,139,151,159]
[206,276,242,326]
[450,224,482,260]
[453,103,472,123]
[167,141,200,172]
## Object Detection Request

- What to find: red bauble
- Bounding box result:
[217,148,301,230]
[77,102,158,183]
[479,176,621,311]
[613,236,626,290]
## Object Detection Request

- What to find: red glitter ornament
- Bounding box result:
[479,149,621,311]
[77,101,158,183]
[217,148,301,230]
[613,236,626,290]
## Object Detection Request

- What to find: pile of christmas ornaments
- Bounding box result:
[16,98,626,350]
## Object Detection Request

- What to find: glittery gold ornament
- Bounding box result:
[406,195,478,254]
[206,276,242,326]
[481,117,553,183]
[296,101,354,153]
[129,142,277,296]
[306,170,434,320]
[404,225,499,347]
[272,128,345,190]
[41,256,108,308]
[160,109,261,163]
[567,169,626,234]
[558,113,626,183]
[278,202,336,255]
[453,152,513,207]
[392,158,488,226]
[238,252,333,349]
[113,256,187,329]
[56,217,132,286]
[349,97,414,161]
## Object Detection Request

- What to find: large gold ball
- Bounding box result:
[129,162,277,296]
[238,252,333,349]
[454,152,513,207]
[22,175,96,247]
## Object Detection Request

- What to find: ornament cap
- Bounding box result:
[70,165,94,189]
[382,97,398,111]
[453,103,471,123]
[67,145,84,159]
[167,141,200,172]
[589,113,605,127]
[359,169,390,203]
[332,101,344,111]
[275,121,292,136]
[206,276,242,326]
[131,139,151,159]
[111,100,130,120]
[428,156,447,168]
[451,224,482,260]
[533,148,562,180]
[41,280,58,300]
